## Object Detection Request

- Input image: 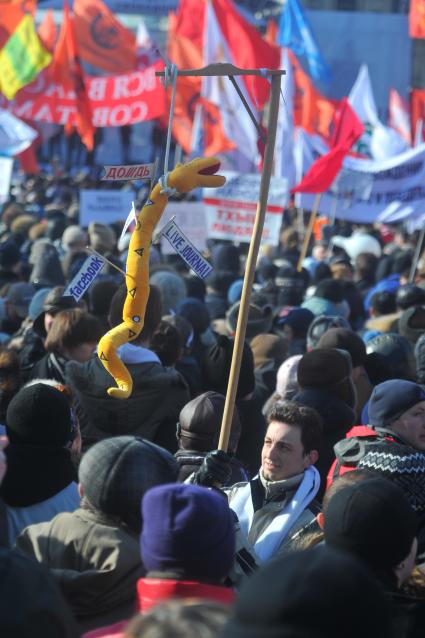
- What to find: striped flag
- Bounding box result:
[388,89,412,146]
[0,3,52,100]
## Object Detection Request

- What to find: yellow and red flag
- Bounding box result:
[73,0,136,73]
[0,0,52,100]
[50,2,94,150]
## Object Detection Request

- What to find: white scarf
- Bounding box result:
[231,466,320,563]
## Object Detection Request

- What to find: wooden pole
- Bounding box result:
[218,72,283,452]
[296,193,321,272]
[409,224,425,283]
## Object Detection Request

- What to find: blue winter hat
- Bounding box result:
[227,279,244,305]
[275,307,314,338]
[368,380,425,428]
[141,483,235,581]
[28,287,51,321]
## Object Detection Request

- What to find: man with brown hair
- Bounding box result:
[193,401,323,562]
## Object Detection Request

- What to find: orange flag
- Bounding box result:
[410,0,425,38]
[0,0,36,48]
[38,9,57,51]
[166,17,233,156]
[412,88,425,143]
[73,0,136,73]
[291,51,337,141]
[51,2,94,150]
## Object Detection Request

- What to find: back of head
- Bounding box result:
[178,391,241,454]
[176,296,210,336]
[44,309,103,355]
[369,290,397,316]
[124,600,229,638]
[398,305,425,344]
[365,333,416,382]
[0,547,79,638]
[150,270,186,314]
[79,436,178,533]
[211,243,240,274]
[297,347,356,408]
[324,478,417,573]
[109,284,162,344]
[150,320,183,367]
[141,483,235,582]
[6,383,73,447]
[204,335,255,399]
[221,544,391,638]
[306,315,350,350]
[317,327,367,368]
[226,302,273,340]
[396,284,425,311]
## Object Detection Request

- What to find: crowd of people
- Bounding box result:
[1,169,425,636]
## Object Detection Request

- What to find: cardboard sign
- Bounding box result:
[79,189,135,226]
[204,172,288,245]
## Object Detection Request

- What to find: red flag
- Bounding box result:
[38,9,56,51]
[412,88,425,144]
[291,145,347,194]
[329,96,364,150]
[410,0,425,38]
[50,2,94,151]
[211,0,280,110]
[73,0,136,73]
[18,145,39,174]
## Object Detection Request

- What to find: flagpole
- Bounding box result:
[409,224,425,283]
[297,193,321,272]
[218,72,283,452]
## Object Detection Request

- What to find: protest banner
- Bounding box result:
[3,61,165,128]
[203,172,288,245]
[79,189,135,226]
[159,201,208,255]
[295,130,425,224]
[101,161,157,181]
[0,157,13,205]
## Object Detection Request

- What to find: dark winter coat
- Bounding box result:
[15,507,143,633]
[65,356,190,453]
[293,387,356,499]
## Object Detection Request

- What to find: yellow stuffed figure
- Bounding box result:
[97,157,226,399]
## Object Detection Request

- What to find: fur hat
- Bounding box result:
[317,327,367,368]
[297,348,356,409]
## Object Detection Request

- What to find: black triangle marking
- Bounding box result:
[145,198,154,206]
[134,248,144,257]
[129,287,137,298]
[99,352,108,361]
[135,221,141,230]
[128,329,137,339]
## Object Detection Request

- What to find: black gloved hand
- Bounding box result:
[193,450,232,487]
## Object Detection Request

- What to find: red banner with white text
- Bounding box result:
[1,61,165,128]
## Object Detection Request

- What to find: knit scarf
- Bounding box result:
[231,466,320,563]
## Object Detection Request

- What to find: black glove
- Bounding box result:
[193,450,232,487]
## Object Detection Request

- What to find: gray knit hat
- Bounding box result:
[79,436,179,532]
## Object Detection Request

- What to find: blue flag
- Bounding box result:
[278,0,331,84]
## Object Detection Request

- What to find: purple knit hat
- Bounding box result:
[140,483,235,581]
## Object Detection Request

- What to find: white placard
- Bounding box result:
[161,218,213,279]
[79,189,135,226]
[64,254,105,302]
[159,201,208,255]
[203,172,288,245]
[0,157,13,205]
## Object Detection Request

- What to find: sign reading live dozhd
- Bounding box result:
[203,172,288,245]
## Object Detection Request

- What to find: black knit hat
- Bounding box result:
[368,379,425,427]
[6,383,73,447]
[317,327,367,367]
[297,348,356,409]
[221,545,391,638]
[324,478,417,571]
[396,284,425,310]
[79,436,178,532]
[203,335,255,399]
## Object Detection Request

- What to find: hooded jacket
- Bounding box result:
[65,351,190,453]
[15,507,144,633]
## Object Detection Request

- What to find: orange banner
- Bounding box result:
[410,0,425,38]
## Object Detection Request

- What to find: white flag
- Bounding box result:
[274,48,296,189]
[202,1,258,168]
[0,109,37,157]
